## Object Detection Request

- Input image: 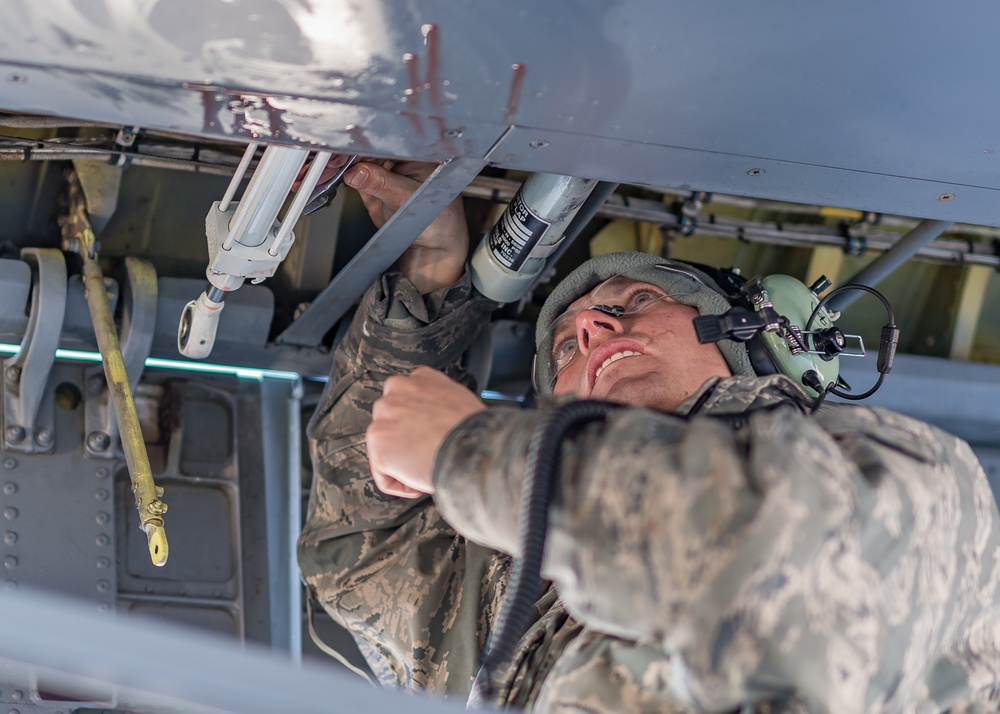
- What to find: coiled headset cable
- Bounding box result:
[475,400,620,697]
[805,284,898,401]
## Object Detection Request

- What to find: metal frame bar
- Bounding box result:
[276,156,487,347]
[0,585,467,714]
[829,218,954,310]
[259,377,304,662]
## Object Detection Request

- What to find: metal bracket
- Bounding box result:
[2,249,67,454]
[71,158,122,237]
[85,257,158,459]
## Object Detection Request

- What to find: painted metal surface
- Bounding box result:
[258,377,303,661]
[0,584,469,714]
[0,365,119,610]
[0,1,998,224]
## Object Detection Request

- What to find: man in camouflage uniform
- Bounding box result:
[298,159,1000,713]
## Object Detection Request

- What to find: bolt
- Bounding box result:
[2,483,14,496]
[3,556,16,569]
[441,128,463,139]
[95,534,109,547]
[96,512,110,525]
[87,431,111,452]
[95,488,109,501]
[529,139,550,149]
[35,428,52,446]
[96,579,109,593]
[96,467,109,479]
[96,556,110,569]
[937,193,955,201]
[5,426,24,444]
[3,532,16,546]
[2,507,17,521]
[4,366,20,383]
[747,168,766,176]
[3,458,16,469]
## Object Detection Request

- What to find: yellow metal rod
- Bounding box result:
[64,172,168,567]
[81,257,168,566]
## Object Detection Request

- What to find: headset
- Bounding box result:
[686,262,898,401]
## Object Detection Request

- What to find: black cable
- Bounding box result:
[829,372,886,401]
[805,284,897,400]
[477,400,619,693]
[805,283,894,333]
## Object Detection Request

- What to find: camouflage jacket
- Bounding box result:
[298,272,1000,713]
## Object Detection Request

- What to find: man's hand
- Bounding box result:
[340,159,470,294]
[366,366,486,499]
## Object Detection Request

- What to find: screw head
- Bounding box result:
[747,168,766,176]
[4,366,19,383]
[5,426,24,443]
[528,139,550,149]
[96,512,110,525]
[87,431,111,452]
[95,488,109,502]
[35,428,52,446]
[5,72,27,83]
[3,458,16,469]
[96,579,110,593]
[3,556,17,569]
[95,467,109,479]
[441,128,463,139]
[1,483,14,496]
[96,556,110,569]
[937,193,955,201]
[3,532,16,545]
[95,534,109,547]
[2,507,16,521]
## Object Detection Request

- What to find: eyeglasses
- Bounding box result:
[542,274,698,390]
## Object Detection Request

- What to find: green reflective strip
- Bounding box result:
[0,343,300,382]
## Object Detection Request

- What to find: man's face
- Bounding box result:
[549,277,732,411]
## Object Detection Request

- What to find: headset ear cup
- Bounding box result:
[746,334,779,377]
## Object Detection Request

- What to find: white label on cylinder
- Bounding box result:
[488,190,552,271]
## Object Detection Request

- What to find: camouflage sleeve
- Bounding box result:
[297,270,509,696]
[433,398,1000,713]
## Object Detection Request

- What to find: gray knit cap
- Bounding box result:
[534,252,755,393]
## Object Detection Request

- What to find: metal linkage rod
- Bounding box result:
[219,141,259,212]
[829,218,953,311]
[62,171,169,567]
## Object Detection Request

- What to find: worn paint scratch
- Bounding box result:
[504,63,526,124]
